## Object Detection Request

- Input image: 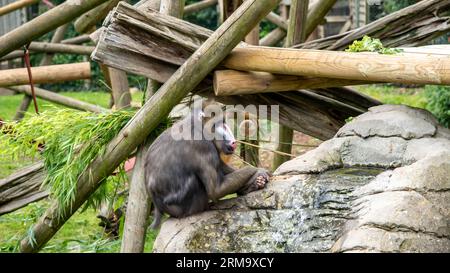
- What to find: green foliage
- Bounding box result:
[383,0,418,14]
[346,36,402,55]
[355,84,428,109]
[0,109,171,218]
[184,0,218,30]
[424,85,450,128]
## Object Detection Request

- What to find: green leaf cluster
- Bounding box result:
[0,109,170,217]
[346,36,403,55]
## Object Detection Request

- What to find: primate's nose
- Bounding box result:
[231,141,237,151]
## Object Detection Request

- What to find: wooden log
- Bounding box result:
[13,95,32,121]
[74,0,123,34]
[109,68,131,109]
[0,63,91,87]
[261,0,337,46]
[91,3,378,139]
[135,0,161,9]
[9,85,106,113]
[160,0,184,17]
[222,46,450,85]
[20,0,281,253]
[61,34,92,45]
[265,11,287,30]
[0,162,47,216]
[0,0,38,16]
[260,27,285,46]
[0,0,109,58]
[184,0,218,15]
[40,25,70,66]
[213,70,370,95]
[0,42,94,62]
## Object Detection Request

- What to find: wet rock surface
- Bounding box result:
[153,105,450,253]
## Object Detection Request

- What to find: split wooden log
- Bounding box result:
[0,63,91,87]
[0,0,109,58]
[0,0,38,16]
[213,70,370,95]
[222,46,450,85]
[296,0,450,50]
[184,0,218,15]
[0,163,47,216]
[91,2,378,140]
[20,0,281,253]
[74,0,123,34]
[8,85,107,113]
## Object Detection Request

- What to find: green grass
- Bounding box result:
[0,201,158,253]
[355,84,428,109]
[0,91,143,121]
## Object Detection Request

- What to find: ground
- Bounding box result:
[0,85,429,253]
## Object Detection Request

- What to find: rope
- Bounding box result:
[236,139,296,158]
[23,44,39,115]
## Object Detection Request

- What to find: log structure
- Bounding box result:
[91,2,377,140]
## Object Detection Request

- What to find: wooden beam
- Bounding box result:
[0,0,109,58]
[20,0,281,253]
[8,85,107,113]
[74,0,123,34]
[61,34,92,45]
[222,46,450,85]
[213,70,370,95]
[184,0,218,15]
[0,63,91,87]
[265,12,288,30]
[0,0,38,16]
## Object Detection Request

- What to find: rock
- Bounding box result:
[153,105,450,253]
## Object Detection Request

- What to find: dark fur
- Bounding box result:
[145,110,270,229]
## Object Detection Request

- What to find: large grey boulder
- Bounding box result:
[153,105,450,253]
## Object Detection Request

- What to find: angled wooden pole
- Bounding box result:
[184,0,218,15]
[20,0,281,253]
[74,0,123,34]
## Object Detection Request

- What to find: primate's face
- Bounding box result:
[215,122,237,155]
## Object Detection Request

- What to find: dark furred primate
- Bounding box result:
[145,103,270,229]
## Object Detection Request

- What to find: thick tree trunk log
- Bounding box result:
[0,0,38,16]
[213,70,371,96]
[0,0,109,58]
[222,46,450,85]
[9,85,106,113]
[20,0,281,253]
[0,63,91,87]
[74,0,123,34]
[0,163,47,216]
